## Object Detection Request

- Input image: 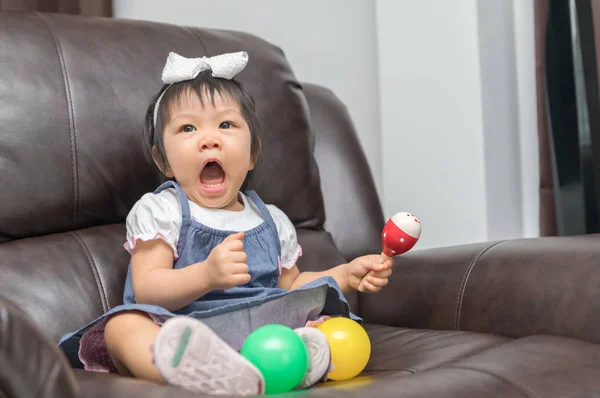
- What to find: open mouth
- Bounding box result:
[200,160,226,193]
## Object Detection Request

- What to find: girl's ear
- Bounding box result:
[152,146,174,178]
[249,136,262,170]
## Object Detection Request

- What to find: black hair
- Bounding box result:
[143,70,261,187]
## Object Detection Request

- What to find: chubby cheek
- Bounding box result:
[164,143,196,181]
[169,159,193,181]
[228,155,253,182]
[228,137,254,171]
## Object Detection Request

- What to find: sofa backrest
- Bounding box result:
[0,12,384,340]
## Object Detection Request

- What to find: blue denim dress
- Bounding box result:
[59,181,359,365]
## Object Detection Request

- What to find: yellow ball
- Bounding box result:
[317,317,371,381]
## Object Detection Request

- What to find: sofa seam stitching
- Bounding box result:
[432,340,509,369]
[364,368,416,374]
[69,231,109,312]
[367,339,508,374]
[454,240,506,330]
[187,27,209,54]
[449,365,538,398]
[38,12,79,229]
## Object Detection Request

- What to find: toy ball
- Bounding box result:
[382,212,421,258]
[240,324,308,394]
[316,317,371,381]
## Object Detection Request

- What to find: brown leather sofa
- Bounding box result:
[2,11,600,398]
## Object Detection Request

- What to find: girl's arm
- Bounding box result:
[130,239,212,311]
[278,264,351,293]
[278,255,393,294]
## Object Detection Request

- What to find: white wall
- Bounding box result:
[513,0,541,239]
[376,0,488,249]
[114,0,540,250]
[376,0,538,249]
[113,0,383,199]
[480,0,540,241]
[478,0,524,241]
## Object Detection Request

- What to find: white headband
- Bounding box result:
[153,51,249,127]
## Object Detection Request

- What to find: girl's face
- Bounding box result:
[159,90,254,211]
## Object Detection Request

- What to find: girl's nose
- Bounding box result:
[199,137,221,151]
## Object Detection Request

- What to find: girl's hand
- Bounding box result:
[345,255,392,293]
[203,232,251,290]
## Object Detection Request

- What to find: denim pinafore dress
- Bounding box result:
[59,181,358,364]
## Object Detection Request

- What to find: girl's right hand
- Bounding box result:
[203,232,251,290]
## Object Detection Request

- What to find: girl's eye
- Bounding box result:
[181,124,196,133]
[219,121,232,129]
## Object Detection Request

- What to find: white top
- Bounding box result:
[123,188,301,269]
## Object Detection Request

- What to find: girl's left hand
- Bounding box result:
[345,255,393,293]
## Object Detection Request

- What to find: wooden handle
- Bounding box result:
[357,252,391,292]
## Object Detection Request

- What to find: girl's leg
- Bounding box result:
[291,316,333,388]
[294,327,332,389]
[153,316,264,396]
[104,310,164,383]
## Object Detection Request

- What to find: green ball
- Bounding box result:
[240,324,308,394]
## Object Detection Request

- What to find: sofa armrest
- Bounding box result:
[0,296,79,398]
[359,234,600,345]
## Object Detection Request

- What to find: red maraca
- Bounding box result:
[358,212,421,292]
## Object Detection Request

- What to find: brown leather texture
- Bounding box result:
[70,325,600,398]
[361,235,600,345]
[0,297,79,398]
[0,0,112,16]
[304,83,385,262]
[0,11,324,243]
[2,10,600,398]
[0,224,129,342]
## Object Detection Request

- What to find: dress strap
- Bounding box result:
[153,181,192,253]
[244,190,277,227]
[244,191,281,256]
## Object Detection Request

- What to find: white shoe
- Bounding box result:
[153,316,264,396]
[294,327,331,389]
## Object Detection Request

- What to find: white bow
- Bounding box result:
[153,51,249,127]
[161,51,249,83]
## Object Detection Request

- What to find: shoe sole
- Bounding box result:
[154,316,264,396]
[295,327,331,389]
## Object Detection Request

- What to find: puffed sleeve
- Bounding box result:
[266,205,302,269]
[123,191,182,259]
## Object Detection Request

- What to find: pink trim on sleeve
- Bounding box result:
[280,243,302,270]
[123,232,179,259]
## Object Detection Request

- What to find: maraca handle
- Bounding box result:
[357,252,391,293]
